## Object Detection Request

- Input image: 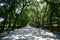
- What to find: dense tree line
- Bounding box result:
[0,0,60,33]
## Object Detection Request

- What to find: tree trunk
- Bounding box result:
[49,13,53,31]
[42,4,47,29]
[8,13,12,28]
[42,16,44,29]
[1,14,8,33]
[49,5,54,32]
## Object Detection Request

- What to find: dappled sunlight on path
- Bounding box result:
[0,25,60,40]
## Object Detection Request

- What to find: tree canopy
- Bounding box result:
[0,0,60,33]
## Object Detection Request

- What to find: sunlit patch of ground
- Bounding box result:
[0,25,60,40]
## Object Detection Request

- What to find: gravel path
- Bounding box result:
[0,26,60,40]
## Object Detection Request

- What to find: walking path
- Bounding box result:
[0,25,60,40]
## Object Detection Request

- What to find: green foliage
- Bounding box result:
[0,0,60,33]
